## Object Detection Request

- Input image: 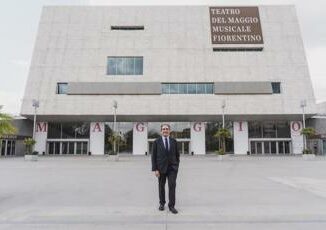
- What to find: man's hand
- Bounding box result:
[155,170,160,177]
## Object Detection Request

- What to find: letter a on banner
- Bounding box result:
[92,122,102,132]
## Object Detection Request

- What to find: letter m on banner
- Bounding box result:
[36,122,47,132]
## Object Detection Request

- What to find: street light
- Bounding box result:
[32,99,39,140]
[112,100,118,155]
[221,100,226,128]
[300,99,307,151]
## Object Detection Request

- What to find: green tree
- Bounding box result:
[301,127,316,154]
[107,133,125,155]
[0,107,17,138]
[23,138,36,155]
[214,128,231,155]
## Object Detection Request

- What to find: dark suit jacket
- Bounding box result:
[151,136,180,174]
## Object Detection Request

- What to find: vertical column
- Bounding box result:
[133,122,148,155]
[90,122,105,155]
[291,121,303,154]
[34,122,48,155]
[190,122,205,155]
[233,121,249,155]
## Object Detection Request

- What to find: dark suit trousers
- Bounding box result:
[158,165,178,208]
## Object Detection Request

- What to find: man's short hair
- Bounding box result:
[160,123,171,130]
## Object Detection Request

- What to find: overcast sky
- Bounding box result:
[0,0,325,115]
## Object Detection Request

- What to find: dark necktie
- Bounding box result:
[164,137,169,151]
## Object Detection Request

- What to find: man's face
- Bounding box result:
[161,125,170,137]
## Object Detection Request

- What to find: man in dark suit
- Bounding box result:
[151,123,180,214]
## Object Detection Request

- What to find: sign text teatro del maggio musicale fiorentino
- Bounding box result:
[210,7,264,44]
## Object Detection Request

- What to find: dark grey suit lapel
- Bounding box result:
[158,137,165,150]
[169,137,174,152]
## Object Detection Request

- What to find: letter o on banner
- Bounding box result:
[136,122,145,132]
[291,121,301,132]
[193,122,202,132]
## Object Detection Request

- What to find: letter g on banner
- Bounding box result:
[193,122,202,132]
[136,122,145,132]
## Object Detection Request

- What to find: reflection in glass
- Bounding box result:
[187,84,196,94]
[271,141,277,154]
[205,84,213,94]
[162,84,169,94]
[264,142,270,154]
[169,84,178,94]
[148,122,190,139]
[107,57,143,75]
[196,84,205,94]
[135,57,143,74]
[263,122,276,138]
[57,83,68,94]
[179,84,187,94]
[205,122,233,153]
[105,122,133,154]
[48,122,90,139]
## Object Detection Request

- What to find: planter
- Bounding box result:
[24,155,38,161]
[302,154,316,160]
[217,154,230,161]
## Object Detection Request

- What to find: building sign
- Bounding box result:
[135,122,145,132]
[209,7,263,44]
[291,121,302,134]
[193,122,203,132]
[36,122,47,132]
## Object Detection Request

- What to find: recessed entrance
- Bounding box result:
[250,140,291,155]
[46,140,89,155]
[177,140,190,154]
[0,139,16,156]
[148,139,190,155]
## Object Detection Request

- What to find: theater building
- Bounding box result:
[20,5,317,155]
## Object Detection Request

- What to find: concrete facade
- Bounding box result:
[19,5,317,156]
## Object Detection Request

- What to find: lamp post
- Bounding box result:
[32,99,39,140]
[300,99,307,151]
[112,100,118,155]
[221,100,226,128]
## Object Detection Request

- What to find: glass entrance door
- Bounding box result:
[47,141,88,155]
[0,140,16,156]
[250,140,291,155]
[177,141,189,154]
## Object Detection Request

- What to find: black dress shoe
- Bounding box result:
[159,204,165,211]
[169,207,178,214]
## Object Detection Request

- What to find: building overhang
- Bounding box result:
[21,114,317,123]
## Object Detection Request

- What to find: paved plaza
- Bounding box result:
[1,155,326,229]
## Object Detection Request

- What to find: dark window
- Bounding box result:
[249,121,290,138]
[263,122,277,138]
[272,82,281,94]
[57,83,68,94]
[276,122,291,138]
[107,57,143,75]
[48,123,62,139]
[48,123,90,139]
[111,26,144,30]
[249,122,262,138]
